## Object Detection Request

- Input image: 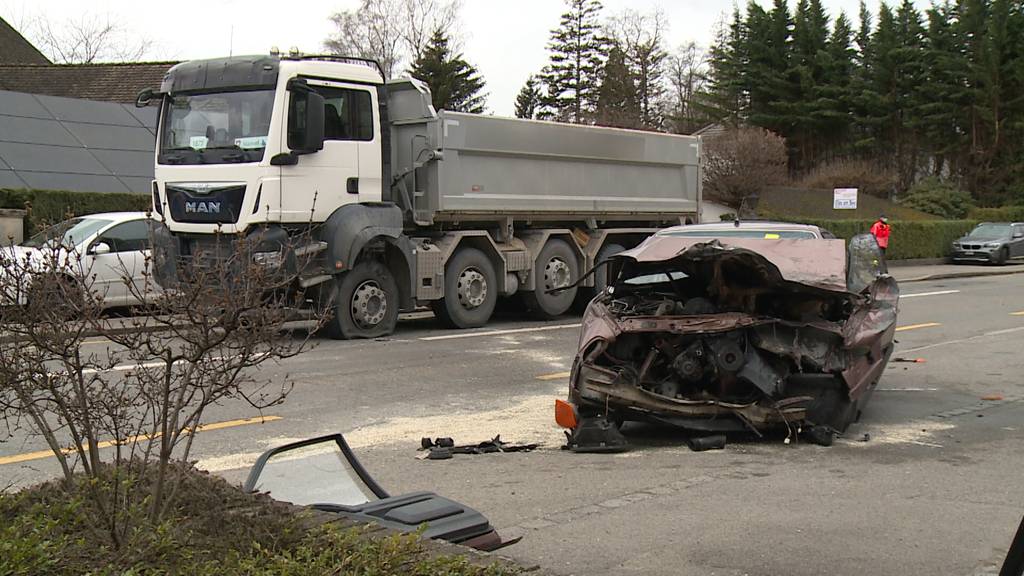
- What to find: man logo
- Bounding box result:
[184,201,221,214]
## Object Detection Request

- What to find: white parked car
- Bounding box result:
[3,212,156,309]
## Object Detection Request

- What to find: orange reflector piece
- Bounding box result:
[554,399,578,429]
[915,358,927,363]
[981,394,1004,401]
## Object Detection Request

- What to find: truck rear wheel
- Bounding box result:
[324,261,399,340]
[522,238,579,319]
[431,247,497,329]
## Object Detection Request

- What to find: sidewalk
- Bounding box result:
[890,261,1024,283]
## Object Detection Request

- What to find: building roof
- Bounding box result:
[0,88,157,194]
[0,62,175,103]
[0,16,49,65]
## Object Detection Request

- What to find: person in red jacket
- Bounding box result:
[870,216,891,255]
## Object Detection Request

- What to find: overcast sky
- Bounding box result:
[3,0,931,116]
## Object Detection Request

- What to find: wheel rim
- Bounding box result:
[456,267,488,310]
[350,280,387,329]
[543,257,571,291]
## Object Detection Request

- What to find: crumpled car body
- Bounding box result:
[562,234,898,444]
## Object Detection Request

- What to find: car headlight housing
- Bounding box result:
[985,242,1003,248]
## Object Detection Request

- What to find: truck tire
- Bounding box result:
[324,261,400,340]
[431,247,497,329]
[522,238,579,319]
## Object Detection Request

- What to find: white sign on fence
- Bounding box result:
[833,188,858,210]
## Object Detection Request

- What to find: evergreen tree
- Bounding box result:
[700,9,747,123]
[409,29,486,113]
[514,75,543,119]
[594,43,640,128]
[540,0,606,123]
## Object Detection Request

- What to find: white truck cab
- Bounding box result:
[149,55,390,234]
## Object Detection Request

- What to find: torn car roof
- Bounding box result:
[615,237,849,293]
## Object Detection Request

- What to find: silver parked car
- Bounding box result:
[3,212,155,308]
[951,222,1024,265]
[657,221,834,240]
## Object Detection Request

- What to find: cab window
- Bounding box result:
[313,86,374,141]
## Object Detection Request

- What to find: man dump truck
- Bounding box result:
[140,53,701,339]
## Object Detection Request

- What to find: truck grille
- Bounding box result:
[166,183,246,224]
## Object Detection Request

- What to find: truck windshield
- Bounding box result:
[159,90,274,165]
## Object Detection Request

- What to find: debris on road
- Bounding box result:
[687,434,727,452]
[558,235,899,449]
[418,435,539,459]
[982,394,1005,401]
[892,357,927,363]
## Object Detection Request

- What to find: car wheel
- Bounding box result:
[28,273,86,319]
[324,261,399,340]
[431,247,497,329]
[993,247,1009,265]
[522,238,579,319]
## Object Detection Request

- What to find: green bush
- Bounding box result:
[898,177,974,219]
[0,188,151,238]
[785,218,979,260]
[0,466,524,576]
[968,205,1024,221]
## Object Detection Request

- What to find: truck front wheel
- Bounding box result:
[431,247,497,329]
[522,238,579,319]
[324,261,400,340]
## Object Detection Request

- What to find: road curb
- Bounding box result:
[899,267,1024,283]
[0,319,178,345]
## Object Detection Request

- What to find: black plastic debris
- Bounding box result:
[419,435,539,459]
[563,416,629,453]
[687,434,727,452]
[804,425,837,446]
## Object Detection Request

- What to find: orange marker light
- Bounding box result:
[555,399,578,429]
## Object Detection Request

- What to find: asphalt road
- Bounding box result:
[2,273,1024,575]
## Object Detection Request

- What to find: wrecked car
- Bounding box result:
[556,234,898,449]
[244,434,516,551]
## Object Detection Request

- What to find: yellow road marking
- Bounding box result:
[0,415,282,466]
[536,371,571,381]
[1011,311,1024,316]
[895,322,942,332]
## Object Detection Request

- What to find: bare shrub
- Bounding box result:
[0,228,323,545]
[703,127,788,209]
[798,158,897,199]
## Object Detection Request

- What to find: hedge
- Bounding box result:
[0,188,151,237]
[968,206,1024,221]
[784,218,979,260]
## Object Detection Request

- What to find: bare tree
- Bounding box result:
[324,0,460,78]
[0,228,323,544]
[29,13,152,64]
[703,127,789,209]
[606,8,668,129]
[664,42,708,135]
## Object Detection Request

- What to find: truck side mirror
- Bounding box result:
[287,86,325,154]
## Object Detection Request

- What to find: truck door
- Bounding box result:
[280,80,381,223]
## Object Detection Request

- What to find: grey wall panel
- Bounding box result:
[62,122,155,151]
[0,115,75,146]
[0,169,28,188]
[35,94,139,126]
[0,91,54,119]
[90,149,153,177]
[0,141,111,174]
[17,172,129,193]
[124,104,159,131]
[117,176,153,194]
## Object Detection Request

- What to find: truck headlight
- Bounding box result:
[252,250,283,268]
